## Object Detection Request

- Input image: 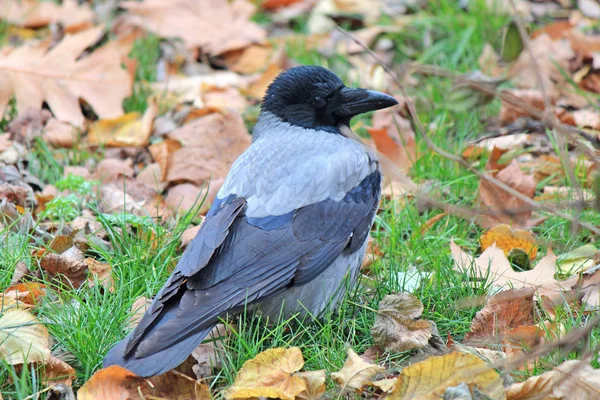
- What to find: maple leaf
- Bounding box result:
[0,27,133,127]
[120,0,266,55]
[388,352,504,400]
[225,347,306,400]
[331,348,384,392]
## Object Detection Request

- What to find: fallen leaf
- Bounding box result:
[0,0,94,31]
[0,26,133,127]
[165,183,216,216]
[94,158,134,184]
[451,240,579,298]
[247,62,283,99]
[480,224,538,260]
[166,112,251,185]
[331,348,384,392]
[0,309,50,365]
[573,108,600,129]
[40,246,89,289]
[149,138,183,181]
[557,244,599,276]
[121,0,266,54]
[372,378,397,393]
[85,258,114,293]
[79,366,210,399]
[43,355,77,387]
[204,87,249,114]
[368,108,416,171]
[223,44,273,74]
[181,224,203,248]
[465,288,536,342]
[296,370,326,400]
[499,89,546,125]
[262,0,305,11]
[388,352,504,400]
[506,358,600,400]
[449,343,507,364]
[128,296,151,330]
[3,282,46,306]
[225,347,306,400]
[88,101,157,147]
[42,118,78,148]
[151,72,245,105]
[361,236,384,271]
[371,293,444,354]
[477,147,537,229]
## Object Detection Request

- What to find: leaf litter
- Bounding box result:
[0,0,599,398]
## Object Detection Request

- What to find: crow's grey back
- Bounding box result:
[218,112,378,217]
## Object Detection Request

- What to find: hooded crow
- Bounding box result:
[103,65,398,377]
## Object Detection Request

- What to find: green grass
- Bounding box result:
[1,0,599,397]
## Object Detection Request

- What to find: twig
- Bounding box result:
[335,26,600,235]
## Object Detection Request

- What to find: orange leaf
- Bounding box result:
[479,224,538,260]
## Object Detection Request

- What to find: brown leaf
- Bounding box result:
[40,246,89,289]
[506,358,600,400]
[371,293,446,354]
[203,87,249,114]
[247,62,283,99]
[43,355,77,387]
[466,288,536,342]
[85,258,114,293]
[369,108,416,171]
[480,224,538,260]
[331,348,384,392]
[79,366,211,399]
[149,138,182,181]
[499,89,545,124]
[166,112,250,185]
[42,118,78,148]
[261,0,305,11]
[477,147,537,229]
[3,282,46,306]
[573,108,600,129]
[361,236,384,271]
[94,158,134,184]
[181,224,203,248]
[388,352,504,400]
[0,27,133,127]
[165,183,217,216]
[224,347,306,400]
[296,370,326,400]
[223,44,273,74]
[0,0,94,31]
[121,0,266,55]
[128,296,151,330]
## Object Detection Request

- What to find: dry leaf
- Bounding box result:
[371,293,440,353]
[450,343,507,364]
[0,310,50,365]
[465,288,536,342]
[181,224,202,248]
[477,147,537,229]
[88,101,157,147]
[166,112,251,185]
[3,282,46,306]
[40,246,89,289]
[361,236,384,271]
[499,89,545,125]
[128,296,151,330]
[480,224,538,260]
[79,366,210,399]
[451,240,579,298]
[42,118,78,148]
[506,358,600,400]
[372,378,397,393]
[0,0,94,31]
[573,108,600,129]
[224,44,273,74]
[296,370,326,400]
[149,138,182,181]
[388,352,504,400]
[85,258,115,293]
[165,183,216,216]
[247,62,283,99]
[43,355,77,387]
[224,347,306,400]
[94,158,134,184]
[331,348,384,392]
[368,108,416,171]
[203,87,248,114]
[0,27,133,127]
[121,0,266,55]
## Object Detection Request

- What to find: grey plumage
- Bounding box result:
[103,65,397,377]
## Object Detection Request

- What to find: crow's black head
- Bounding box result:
[262,66,398,133]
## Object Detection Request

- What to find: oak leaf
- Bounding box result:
[0,310,50,365]
[331,348,384,392]
[225,347,306,400]
[121,0,266,55]
[388,352,504,400]
[0,27,133,127]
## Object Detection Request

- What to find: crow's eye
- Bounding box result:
[313,96,326,108]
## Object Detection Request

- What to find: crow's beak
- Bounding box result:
[334,87,398,119]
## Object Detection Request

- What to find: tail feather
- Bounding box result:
[102,325,214,378]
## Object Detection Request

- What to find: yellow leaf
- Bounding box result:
[372,378,397,393]
[296,370,326,400]
[88,100,157,147]
[331,348,384,392]
[388,352,505,400]
[225,347,306,400]
[480,224,538,260]
[0,309,50,364]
